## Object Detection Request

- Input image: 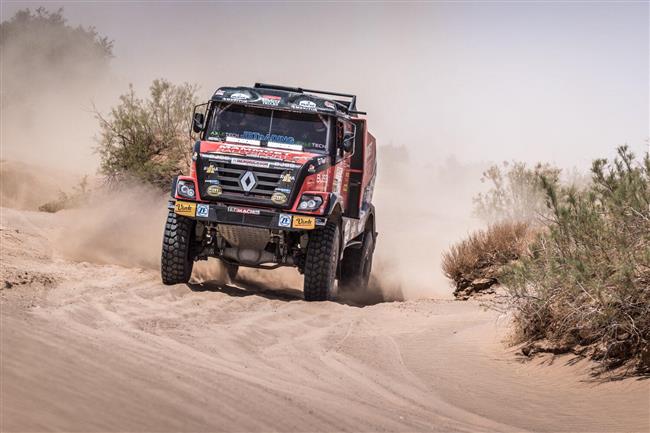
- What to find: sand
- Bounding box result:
[1,206,648,433]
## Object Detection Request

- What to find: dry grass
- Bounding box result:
[442,221,533,297]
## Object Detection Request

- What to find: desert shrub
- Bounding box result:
[95,79,199,188]
[473,162,561,224]
[442,221,533,298]
[504,146,650,371]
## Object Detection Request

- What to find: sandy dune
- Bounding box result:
[1,207,648,432]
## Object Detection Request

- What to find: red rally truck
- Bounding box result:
[161,83,377,301]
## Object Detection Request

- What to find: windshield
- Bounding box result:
[204,103,330,154]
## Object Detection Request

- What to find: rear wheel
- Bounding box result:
[161,210,195,285]
[303,222,340,301]
[225,263,239,281]
[340,230,375,292]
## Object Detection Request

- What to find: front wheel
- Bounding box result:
[303,222,340,301]
[161,210,195,285]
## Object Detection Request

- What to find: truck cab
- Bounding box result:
[161,83,377,301]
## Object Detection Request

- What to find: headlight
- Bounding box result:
[297,194,323,211]
[176,180,196,199]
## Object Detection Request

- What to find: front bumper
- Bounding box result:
[169,200,327,231]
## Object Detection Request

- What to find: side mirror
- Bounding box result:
[341,131,354,153]
[192,112,205,134]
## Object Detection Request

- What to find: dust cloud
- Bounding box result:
[0,160,78,211]
[54,185,168,269]
[0,7,488,301]
[0,8,115,172]
[0,10,165,271]
[371,146,486,300]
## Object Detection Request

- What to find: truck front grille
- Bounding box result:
[197,157,296,207]
[213,164,283,197]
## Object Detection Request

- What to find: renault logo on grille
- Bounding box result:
[239,171,257,192]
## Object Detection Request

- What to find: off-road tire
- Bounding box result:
[340,231,375,292]
[225,263,239,281]
[161,210,195,285]
[303,222,340,301]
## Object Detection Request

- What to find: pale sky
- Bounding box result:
[2,1,649,169]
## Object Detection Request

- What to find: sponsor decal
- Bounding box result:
[292,216,316,230]
[207,144,311,164]
[272,161,302,169]
[316,157,327,165]
[275,187,291,193]
[226,136,261,146]
[290,101,318,112]
[307,164,316,173]
[278,214,292,228]
[231,158,271,168]
[206,185,223,197]
[229,92,250,100]
[202,153,231,162]
[227,206,260,215]
[280,173,295,183]
[271,191,288,204]
[261,95,281,106]
[310,143,327,150]
[362,176,376,205]
[268,141,303,151]
[204,164,217,174]
[201,148,305,168]
[204,179,221,184]
[316,172,329,185]
[215,89,224,96]
[175,201,196,217]
[217,146,286,160]
[196,204,209,218]
[333,164,344,192]
[298,100,317,109]
[242,131,295,144]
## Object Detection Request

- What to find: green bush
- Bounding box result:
[504,146,650,371]
[95,79,199,189]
